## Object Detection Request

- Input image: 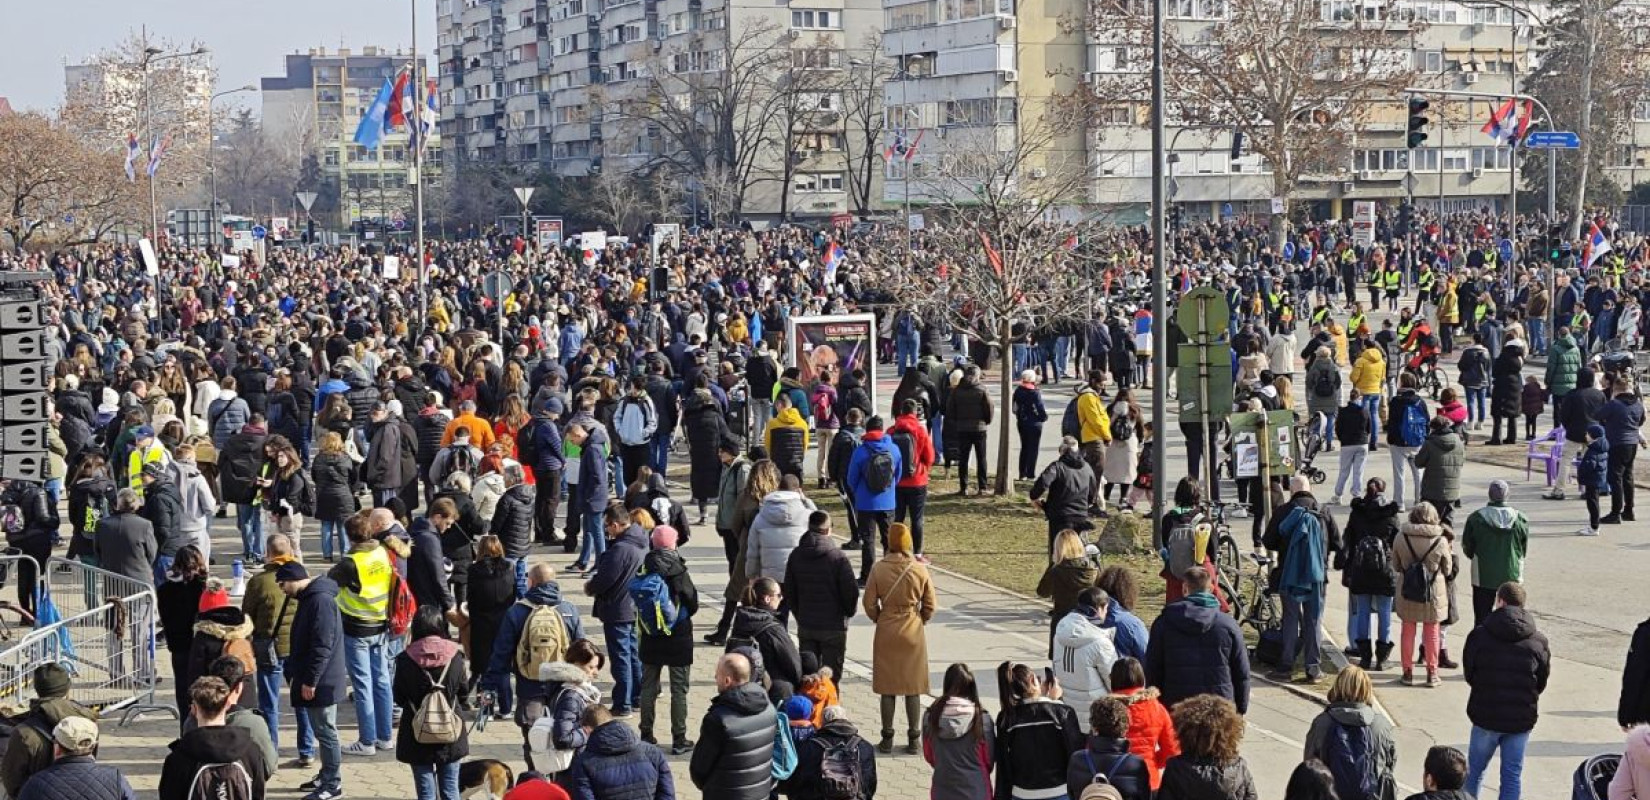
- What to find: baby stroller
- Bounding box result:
[1573,753,1620,800]
[1295,413,1329,485]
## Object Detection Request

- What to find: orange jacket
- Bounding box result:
[1115,686,1180,789]
[440,412,496,450]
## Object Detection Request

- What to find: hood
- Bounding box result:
[1162,598,1221,634]
[774,407,805,426]
[1350,496,1399,520]
[300,576,340,603]
[169,724,257,763]
[936,697,981,740]
[1474,503,1522,530]
[587,721,641,756]
[1485,606,1539,643]
[539,661,589,686]
[525,581,567,608]
[73,475,116,493]
[817,719,860,740]
[1056,609,1114,650]
[715,681,774,715]
[1058,450,1086,469]
[790,530,839,562]
[405,635,460,669]
[1112,686,1160,707]
[194,606,253,640]
[1400,522,1444,541]
[733,605,780,636]
[757,490,810,526]
[1358,347,1383,363]
[1427,431,1462,452]
[506,482,537,501]
[644,548,688,579]
[1325,702,1376,727]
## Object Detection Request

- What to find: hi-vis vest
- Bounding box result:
[1397,319,1417,341]
[1311,307,1331,326]
[1383,270,1401,290]
[337,545,394,624]
[1368,268,1383,288]
[1418,269,1435,291]
[1349,312,1367,333]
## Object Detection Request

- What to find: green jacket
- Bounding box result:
[241,558,298,657]
[1461,502,1529,589]
[0,697,97,798]
[1545,335,1583,398]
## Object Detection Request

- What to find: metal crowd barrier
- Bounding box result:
[0,558,173,725]
[0,553,42,644]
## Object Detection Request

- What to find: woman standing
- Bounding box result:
[1109,658,1178,791]
[994,662,1084,800]
[394,606,470,800]
[1036,530,1098,655]
[156,545,208,715]
[922,663,995,800]
[683,375,730,516]
[811,367,840,489]
[1303,667,1397,800]
[1012,371,1048,482]
[1304,347,1341,447]
[1103,389,1142,510]
[464,536,514,701]
[66,455,117,568]
[1488,341,1526,446]
[1157,695,1258,800]
[864,522,938,756]
[526,639,606,780]
[1159,478,1220,606]
[266,373,305,453]
[1392,502,1455,687]
[260,435,311,555]
[706,459,779,646]
[311,432,356,562]
[1339,477,1400,670]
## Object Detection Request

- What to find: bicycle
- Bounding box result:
[1225,551,1281,638]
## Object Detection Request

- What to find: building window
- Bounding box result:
[1415,50,1443,73]
[944,98,1015,126]
[791,9,841,28]
[795,172,845,192]
[1441,148,1469,171]
[792,49,844,70]
[885,1,937,29]
[1412,147,1440,172]
[1094,104,1133,125]
[324,149,340,167]
[798,92,842,112]
[702,10,726,29]
[1471,147,1511,170]
[795,132,845,151]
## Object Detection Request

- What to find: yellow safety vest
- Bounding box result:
[1383,271,1401,290]
[127,443,168,497]
[1397,320,1416,341]
[1474,304,1490,324]
[1349,312,1367,333]
[1311,307,1330,325]
[337,545,394,624]
[1418,270,1435,291]
[1367,268,1383,288]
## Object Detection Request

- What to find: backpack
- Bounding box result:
[1076,750,1130,800]
[1397,400,1428,447]
[865,446,896,493]
[387,555,416,637]
[1321,720,1380,800]
[1164,513,1205,580]
[828,429,861,487]
[1313,368,1338,398]
[888,429,918,480]
[1109,409,1134,442]
[527,688,577,773]
[80,488,111,539]
[1062,396,1084,438]
[818,735,865,799]
[628,568,681,636]
[1349,535,1392,587]
[185,762,253,800]
[291,471,317,518]
[515,602,571,679]
[811,386,836,428]
[0,505,23,537]
[1399,535,1441,604]
[616,396,655,446]
[438,445,477,486]
[411,660,464,745]
[517,419,541,466]
[772,704,798,780]
[222,637,258,676]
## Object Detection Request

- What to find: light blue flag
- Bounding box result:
[353,74,396,149]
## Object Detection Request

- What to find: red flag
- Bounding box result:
[979,232,1004,277]
[386,70,412,130]
[903,129,925,161]
[1514,99,1535,141]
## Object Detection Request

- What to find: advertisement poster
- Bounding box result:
[786,314,879,409]
[535,217,564,249]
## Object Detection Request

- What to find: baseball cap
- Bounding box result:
[52,717,98,753]
[135,425,156,439]
[275,562,310,584]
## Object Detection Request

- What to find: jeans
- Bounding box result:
[319,519,345,561]
[1610,443,1638,517]
[1466,386,1488,423]
[1012,343,1030,376]
[604,621,642,711]
[259,659,315,757]
[237,504,264,561]
[1279,589,1324,675]
[1348,594,1393,643]
[303,704,342,790]
[896,336,918,374]
[1467,726,1530,800]
[43,478,61,508]
[152,554,174,586]
[894,486,927,555]
[640,664,691,742]
[752,398,774,433]
[411,761,460,800]
[1055,336,1071,378]
[1528,317,1547,354]
[1333,447,1367,499]
[1361,394,1383,445]
[1017,423,1043,480]
[577,512,607,566]
[343,633,394,744]
[649,435,672,476]
[1389,446,1420,507]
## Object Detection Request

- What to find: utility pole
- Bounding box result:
[1149,0,1168,521]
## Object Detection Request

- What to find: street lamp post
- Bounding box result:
[139,45,207,245]
[208,85,256,249]
[899,54,925,260]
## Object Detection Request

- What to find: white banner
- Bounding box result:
[383,255,401,279]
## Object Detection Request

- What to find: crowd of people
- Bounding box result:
[0,208,1645,800]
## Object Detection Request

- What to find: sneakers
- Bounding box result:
[611,708,634,719]
[375,739,393,750]
[1264,668,1294,683]
[1602,515,1624,525]
[285,755,316,769]
[1625,512,1637,522]
[342,741,376,757]
[1326,496,1340,506]
[1543,490,1567,500]
[1578,526,1600,537]
[1402,670,1416,686]
[303,787,345,800]
[671,739,696,755]
[1426,671,1442,688]
[914,553,930,564]
[1230,506,1250,519]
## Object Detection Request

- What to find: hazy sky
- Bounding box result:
[0,0,438,112]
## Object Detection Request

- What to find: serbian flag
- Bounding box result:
[146,134,172,177]
[123,133,140,182]
[1481,98,1533,145]
[1584,220,1612,269]
[903,129,924,161]
[883,131,904,162]
[822,241,845,284]
[387,70,413,131]
[419,78,439,152]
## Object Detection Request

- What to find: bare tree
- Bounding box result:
[214,108,300,219]
[839,30,892,219]
[588,171,650,233]
[877,106,1096,494]
[0,113,143,251]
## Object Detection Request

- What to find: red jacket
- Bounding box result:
[890,413,936,488]
[1114,686,1179,789]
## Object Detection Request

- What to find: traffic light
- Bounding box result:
[1406,96,1431,149]
[1398,202,1413,237]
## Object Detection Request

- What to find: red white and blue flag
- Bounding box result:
[822,241,845,284]
[123,132,140,182]
[387,69,413,131]
[1584,220,1612,269]
[146,134,172,178]
[1481,98,1534,146]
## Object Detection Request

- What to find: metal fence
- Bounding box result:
[0,559,173,725]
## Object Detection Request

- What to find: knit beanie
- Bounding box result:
[650,525,678,550]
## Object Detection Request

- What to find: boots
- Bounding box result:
[877,730,894,754]
[1374,641,1394,671]
[905,730,921,755]
[1356,639,1374,670]
[1437,648,1459,669]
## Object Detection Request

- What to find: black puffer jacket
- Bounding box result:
[412,409,451,472]
[1463,605,1551,733]
[689,682,776,800]
[1066,736,1151,800]
[1336,495,1400,596]
[1144,597,1250,714]
[489,483,535,559]
[780,530,858,632]
[310,451,355,523]
[13,755,134,800]
[1157,755,1259,800]
[638,549,698,668]
[945,377,994,433]
[1490,345,1525,419]
[234,364,271,417]
[365,417,418,491]
[682,390,728,500]
[1335,401,1371,447]
[344,371,379,433]
[729,605,802,695]
[141,477,187,556]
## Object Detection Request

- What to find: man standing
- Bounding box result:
[1330,389,1371,504]
[586,503,649,717]
[1413,416,1465,527]
[566,420,612,571]
[327,514,396,756]
[945,366,995,495]
[440,399,496,449]
[890,398,936,561]
[715,441,753,568]
[614,376,658,488]
[1463,582,1550,800]
[279,562,346,800]
[1544,326,1583,430]
[1262,476,1341,683]
[748,341,780,433]
[408,499,459,614]
[218,412,268,561]
[1554,368,1607,498]
[484,563,585,744]
[763,394,810,482]
[242,533,313,767]
[1460,480,1528,625]
[92,489,156,586]
[1029,437,1098,555]
[15,718,136,800]
[782,510,858,687]
[410,392,452,507]
[846,416,902,584]
[1073,370,1113,510]
[690,653,776,800]
[1386,373,1429,508]
[565,705,676,798]
[138,462,185,582]
[0,666,97,799]
[524,397,566,546]
[1052,588,1119,720]
[1145,567,1251,714]
[828,409,866,542]
[158,678,269,800]
[1595,381,1645,524]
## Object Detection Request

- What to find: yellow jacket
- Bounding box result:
[1330,326,1350,367]
[1075,388,1112,444]
[764,406,811,455]
[1350,347,1385,394]
[127,442,169,496]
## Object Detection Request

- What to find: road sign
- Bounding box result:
[252,225,267,241]
[535,218,564,249]
[295,191,318,212]
[1499,238,1515,263]
[1175,286,1231,341]
[1525,131,1580,150]
[513,187,535,207]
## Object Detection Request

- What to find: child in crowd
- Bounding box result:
[783,695,817,743]
[1521,376,1547,441]
[1437,388,1467,444]
[798,652,838,727]
[1578,423,1611,537]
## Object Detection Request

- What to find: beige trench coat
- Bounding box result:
[1392,523,1455,624]
[862,553,938,696]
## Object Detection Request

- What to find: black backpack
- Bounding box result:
[517,419,541,466]
[1348,535,1391,586]
[828,429,861,487]
[865,447,896,493]
[1062,396,1084,438]
[186,762,254,800]
[888,429,918,479]
[1400,536,1440,603]
[818,736,865,800]
[1313,369,1338,398]
[1109,410,1134,442]
[1322,720,1380,800]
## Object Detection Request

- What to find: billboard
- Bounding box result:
[786,313,879,410]
[535,217,564,249]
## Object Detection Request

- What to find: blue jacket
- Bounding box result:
[1580,438,1611,494]
[484,582,586,697]
[528,416,567,474]
[16,757,137,800]
[1595,395,1646,447]
[845,431,901,513]
[559,325,585,364]
[580,424,612,512]
[568,721,676,800]
[588,524,649,624]
[284,577,348,707]
[314,378,350,413]
[1100,606,1149,662]
[1144,593,1250,714]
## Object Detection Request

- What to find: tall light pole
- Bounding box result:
[208,85,256,249]
[1149,0,1168,526]
[139,44,208,244]
[899,54,925,260]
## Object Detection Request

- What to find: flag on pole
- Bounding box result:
[419,78,439,153]
[1481,98,1533,145]
[387,69,413,131]
[353,74,396,149]
[123,133,140,182]
[1514,99,1534,142]
[822,241,845,284]
[883,130,905,163]
[903,129,924,161]
[980,232,1004,277]
[146,134,172,178]
[1584,220,1612,269]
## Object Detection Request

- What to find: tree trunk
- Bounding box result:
[994,315,1014,496]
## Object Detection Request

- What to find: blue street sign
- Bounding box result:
[1499,238,1514,262]
[1281,241,1296,261]
[251,225,267,240]
[1525,131,1580,150]
[1222,202,1234,217]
